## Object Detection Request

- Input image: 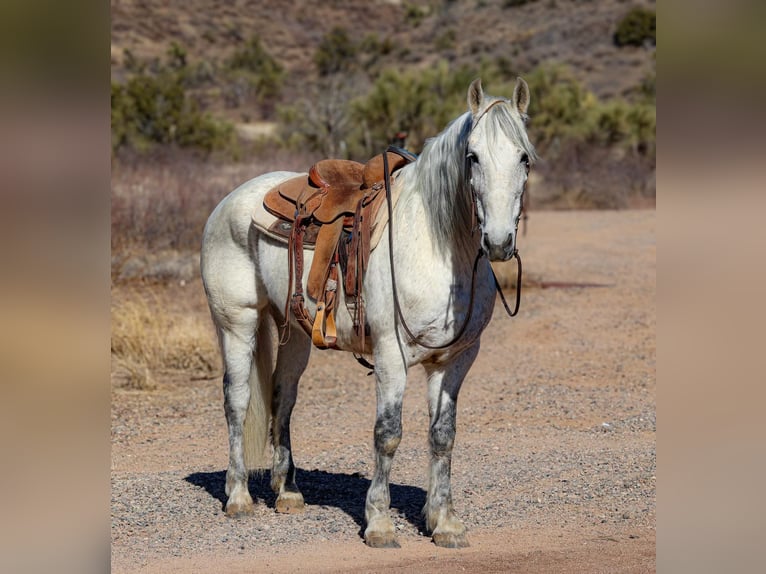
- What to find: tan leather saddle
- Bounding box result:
[263,148,415,349]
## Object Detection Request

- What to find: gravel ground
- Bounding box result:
[111,209,655,573]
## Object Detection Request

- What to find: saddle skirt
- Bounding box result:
[250,149,413,349]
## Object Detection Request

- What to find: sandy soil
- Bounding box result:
[111,209,655,572]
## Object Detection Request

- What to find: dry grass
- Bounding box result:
[111,285,219,389]
[111,148,320,259]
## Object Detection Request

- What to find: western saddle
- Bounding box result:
[262,148,415,350]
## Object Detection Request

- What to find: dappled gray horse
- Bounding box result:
[200,78,535,548]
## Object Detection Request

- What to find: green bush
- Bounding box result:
[278,60,490,159]
[525,63,655,156]
[434,29,457,52]
[111,49,234,156]
[225,36,284,93]
[624,103,656,154]
[351,61,483,155]
[524,64,595,148]
[614,8,656,47]
[592,100,632,145]
[315,27,358,76]
[224,36,284,111]
[403,3,429,27]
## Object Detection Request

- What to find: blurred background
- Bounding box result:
[110,0,656,266]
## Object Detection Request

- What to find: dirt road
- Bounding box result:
[111,209,655,572]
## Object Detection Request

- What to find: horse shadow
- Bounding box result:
[185,468,427,537]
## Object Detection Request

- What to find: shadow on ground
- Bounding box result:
[186,469,427,536]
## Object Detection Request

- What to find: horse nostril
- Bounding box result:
[504,233,516,255]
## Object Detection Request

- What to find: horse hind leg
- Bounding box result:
[219,309,274,518]
[270,325,311,513]
[423,344,480,548]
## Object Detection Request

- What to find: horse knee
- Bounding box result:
[430,423,455,457]
[379,435,401,456]
[374,407,402,456]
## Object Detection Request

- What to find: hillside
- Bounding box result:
[110,0,656,211]
[111,0,655,110]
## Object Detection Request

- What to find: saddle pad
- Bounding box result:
[368,172,402,249]
[252,196,320,248]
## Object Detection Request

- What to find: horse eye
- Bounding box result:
[466,152,479,165]
[520,153,529,167]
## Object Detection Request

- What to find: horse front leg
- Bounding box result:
[364,351,407,548]
[423,343,479,548]
[270,327,311,513]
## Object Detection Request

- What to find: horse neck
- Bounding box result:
[393,169,479,274]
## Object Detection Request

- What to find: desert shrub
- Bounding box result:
[223,34,284,112]
[624,102,656,155]
[614,7,656,47]
[280,59,501,158]
[403,2,429,27]
[315,27,358,76]
[351,67,432,154]
[166,41,187,70]
[111,82,130,153]
[123,48,143,73]
[524,64,596,149]
[522,63,655,208]
[583,98,655,155]
[111,46,234,156]
[111,73,233,154]
[356,33,395,73]
[359,33,394,57]
[524,63,654,154]
[434,28,458,51]
[351,61,491,155]
[591,100,632,145]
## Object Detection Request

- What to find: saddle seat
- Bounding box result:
[264,153,408,226]
[261,149,414,350]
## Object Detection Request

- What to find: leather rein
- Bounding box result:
[382,146,522,354]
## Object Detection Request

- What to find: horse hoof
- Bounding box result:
[432,531,469,548]
[365,531,401,548]
[225,501,255,518]
[275,492,305,514]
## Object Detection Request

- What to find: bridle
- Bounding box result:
[381,141,522,355]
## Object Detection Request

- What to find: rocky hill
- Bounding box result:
[111,0,655,108]
[111,0,655,209]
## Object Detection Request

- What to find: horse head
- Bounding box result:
[466,78,536,261]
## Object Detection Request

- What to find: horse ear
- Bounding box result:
[513,77,530,116]
[468,78,483,115]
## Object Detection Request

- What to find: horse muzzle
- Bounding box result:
[482,231,516,261]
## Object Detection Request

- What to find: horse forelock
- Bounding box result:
[482,98,538,164]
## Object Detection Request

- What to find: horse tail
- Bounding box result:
[243,311,275,471]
